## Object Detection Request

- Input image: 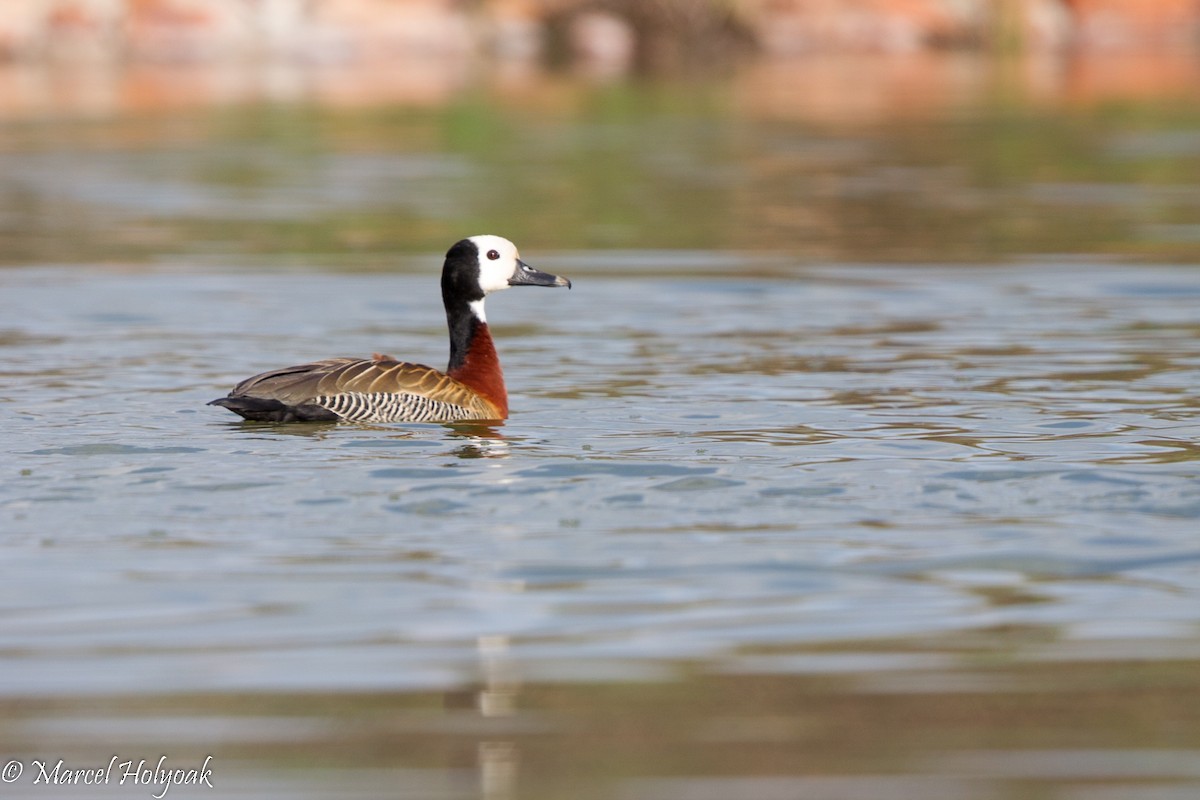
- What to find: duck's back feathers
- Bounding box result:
[209,357,502,423]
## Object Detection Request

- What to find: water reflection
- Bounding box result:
[3,53,1200,264]
[4,638,1198,800]
[447,422,509,449]
[3,50,1199,123]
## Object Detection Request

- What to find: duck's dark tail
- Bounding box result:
[208,396,339,423]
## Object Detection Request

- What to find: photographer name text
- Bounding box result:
[2,755,213,798]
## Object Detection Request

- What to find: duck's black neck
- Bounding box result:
[446,300,482,374]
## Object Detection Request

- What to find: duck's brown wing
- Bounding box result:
[211,358,500,422]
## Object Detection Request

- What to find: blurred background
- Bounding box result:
[1,0,1199,264]
[4,3,1200,800]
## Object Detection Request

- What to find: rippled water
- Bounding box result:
[4,63,1200,798]
[3,257,1200,798]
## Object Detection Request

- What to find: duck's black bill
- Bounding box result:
[510,259,571,289]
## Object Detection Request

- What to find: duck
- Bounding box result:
[209,235,571,423]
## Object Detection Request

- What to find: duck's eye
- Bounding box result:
[487,249,500,261]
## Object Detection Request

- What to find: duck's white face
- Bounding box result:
[471,234,523,294]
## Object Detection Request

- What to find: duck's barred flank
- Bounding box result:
[314,391,482,423]
[211,356,503,422]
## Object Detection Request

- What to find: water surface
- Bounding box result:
[3,62,1200,799]
[3,257,1200,797]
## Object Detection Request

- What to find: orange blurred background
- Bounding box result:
[0,0,1198,122]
